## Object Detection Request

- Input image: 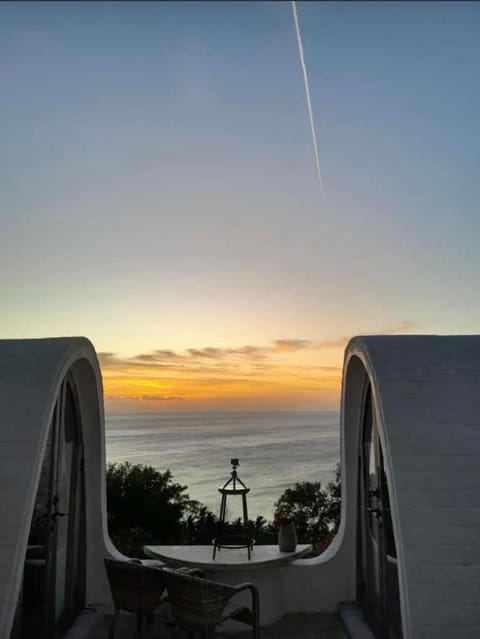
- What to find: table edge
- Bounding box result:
[143,544,311,571]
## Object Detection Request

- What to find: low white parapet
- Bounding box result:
[143,544,310,626]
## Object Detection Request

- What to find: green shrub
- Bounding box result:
[106,461,341,554]
[273,464,341,544]
[107,462,197,547]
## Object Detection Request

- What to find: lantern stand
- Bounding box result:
[212,459,255,560]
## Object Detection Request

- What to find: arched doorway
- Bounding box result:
[357,384,402,638]
[13,375,86,639]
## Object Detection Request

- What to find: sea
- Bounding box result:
[105,411,340,521]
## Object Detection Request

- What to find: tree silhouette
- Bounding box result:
[106,462,341,555]
[107,462,197,549]
[274,464,341,544]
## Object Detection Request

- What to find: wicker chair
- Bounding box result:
[164,568,260,639]
[104,558,167,638]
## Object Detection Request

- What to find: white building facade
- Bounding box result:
[1,336,479,638]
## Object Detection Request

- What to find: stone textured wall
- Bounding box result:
[349,336,480,639]
[285,335,480,639]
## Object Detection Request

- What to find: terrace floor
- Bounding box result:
[93,611,347,638]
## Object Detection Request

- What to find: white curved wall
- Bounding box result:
[280,346,366,616]
[349,336,480,639]
[0,338,120,639]
[283,335,480,639]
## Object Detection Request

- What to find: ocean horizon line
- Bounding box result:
[105,408,340,417]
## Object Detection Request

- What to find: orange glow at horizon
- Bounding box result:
[99,339,344,413]
[100,324,416,413]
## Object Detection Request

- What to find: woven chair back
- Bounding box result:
[104,559,166,613]
[164,569,236,632]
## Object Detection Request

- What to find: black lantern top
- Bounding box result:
[219,458,250,495]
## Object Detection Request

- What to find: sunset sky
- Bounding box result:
[1,2,479,412]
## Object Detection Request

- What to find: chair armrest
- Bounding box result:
[176,567,206,578]
[231,583,259,627]
[232,582,259,597]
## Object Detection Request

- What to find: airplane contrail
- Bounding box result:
[291,1,323,191]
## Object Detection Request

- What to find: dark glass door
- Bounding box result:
[50,379,86,637]
[357,386,402,639]
[15,377,86,639]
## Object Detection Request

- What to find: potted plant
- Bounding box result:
[274,510,297,552]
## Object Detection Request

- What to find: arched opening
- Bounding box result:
[356,383,402,638]
[12,375,86,639]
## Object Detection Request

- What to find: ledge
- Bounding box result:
[144,544,311,571]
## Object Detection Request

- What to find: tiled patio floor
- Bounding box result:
[217,613,347,638]
[94,611,347,639]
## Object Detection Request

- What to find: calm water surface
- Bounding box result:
[105,411,340,520]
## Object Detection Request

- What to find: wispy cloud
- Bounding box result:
[100,322,417,411]
[99,338,312,370]
[99,323,415,370]
[314,321,419,350]
[187,347,226,359]
[106,393,184,402]
[99,338,339,410]
[273,339,312,352]
[141,395,183,402]
[378,321,418,335]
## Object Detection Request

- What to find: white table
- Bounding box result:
[143,544,310,570]
[144,544,311,627]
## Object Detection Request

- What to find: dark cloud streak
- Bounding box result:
[100,322,417,372]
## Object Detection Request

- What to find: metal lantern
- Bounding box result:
[212,459,255,560]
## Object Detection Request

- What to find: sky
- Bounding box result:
[1,1,479,413]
